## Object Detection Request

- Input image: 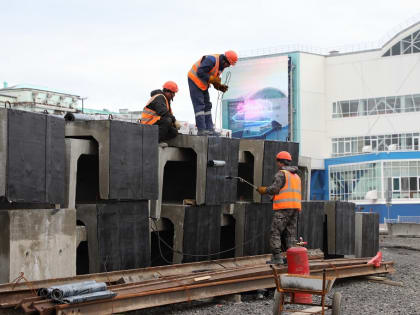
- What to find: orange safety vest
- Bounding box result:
[140,94,171,125]
[272,170,302,211]
[188,54,220,91]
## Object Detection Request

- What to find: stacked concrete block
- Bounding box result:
[65,120,158,201]
[151,135,239,217]
[77,202,150,273]
[0,208,76,283]
[227,202,272,257]
[355,212,379,258]
[262,140,299,203]
[237,139,299,203]
[324,201,356,256]
[66,120,159,273]
[298,201,325,250]
[0,108,65,205]
[160,204,222,264]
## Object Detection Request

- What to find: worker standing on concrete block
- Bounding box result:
[188,50,238,136]
[256,151,302,265]
[140,81,181,143]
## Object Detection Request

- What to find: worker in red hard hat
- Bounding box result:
[188,50,238,136]
[140,81,181,143]
[256,151,302,265]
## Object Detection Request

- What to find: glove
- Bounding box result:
[219,84,228,93]
[174,120,181,130]
[209,75,221,85]
[256,186,267,195]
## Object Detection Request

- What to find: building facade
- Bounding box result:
[228,21,420,222]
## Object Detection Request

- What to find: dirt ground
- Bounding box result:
[133,236,420,315]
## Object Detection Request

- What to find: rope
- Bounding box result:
[214,71,231,128]
[11,272,37,296]
[150,217,270,259]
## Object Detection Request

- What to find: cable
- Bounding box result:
[150,217,270,259]
[214,71,231,129]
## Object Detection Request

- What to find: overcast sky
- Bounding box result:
[1,0,420,123]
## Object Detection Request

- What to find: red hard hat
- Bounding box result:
[225,50,238,66]
[163,81,178,93]
[276,151,292,161]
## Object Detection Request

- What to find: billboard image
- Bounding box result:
[222,55,289,140]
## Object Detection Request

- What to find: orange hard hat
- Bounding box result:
[276,151,292,161]
[163,81,178,93]
[225,50,238,66]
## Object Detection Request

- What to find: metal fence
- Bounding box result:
[385,216,420,224]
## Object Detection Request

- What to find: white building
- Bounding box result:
[227,20,420,222]
[0,83,80,114]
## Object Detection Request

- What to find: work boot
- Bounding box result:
[208,129,221,137]
[197,130,211,136]
[266,253,283,265]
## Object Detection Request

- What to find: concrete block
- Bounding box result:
[150,146,196,218]
[0,108,65,204]
[206,137,240,205]
[161,204,221,264]
[162,135,239,206]
[65,120,158,200]
[64,139,97,208]
[230,202,272,257]
[76,201,150,273]
[262,140,299,203]
[298,201,325,250]
[0,208,76,283]
[355,212,379,258]
[335,201,355,255]
[324,201,355,256]
[387,222,420,236]
[238,139,265,203]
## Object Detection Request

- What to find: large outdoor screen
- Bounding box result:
[222,55,289,140]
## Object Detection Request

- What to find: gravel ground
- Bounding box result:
[133,236,420,315]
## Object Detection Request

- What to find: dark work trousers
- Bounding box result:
[156,116,178,142]
[270,209,299,255]
[188,78,214,131]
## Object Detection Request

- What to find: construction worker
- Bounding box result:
[140,81,181,143]
[188,50,238,136]
[256,151,301,265]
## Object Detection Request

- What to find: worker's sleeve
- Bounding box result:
[266,171,286,195]
[196,56,216,83]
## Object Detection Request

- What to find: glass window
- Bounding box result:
[340,101,350,117]
[401,177,409,191]
[410,177,417,191]
[393,177,400,191]
[391,42,401,55]
[383,50,391,57]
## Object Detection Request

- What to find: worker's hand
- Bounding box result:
[209,75,221,85]
[219,84,228,93]
[174,120,182,130]
[256,186,267,195]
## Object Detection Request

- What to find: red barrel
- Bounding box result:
[287,247,312,303]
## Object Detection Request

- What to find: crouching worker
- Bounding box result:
[140,81,181,143]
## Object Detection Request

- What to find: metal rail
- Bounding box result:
[53,261,394,315]
[3,259,394,315]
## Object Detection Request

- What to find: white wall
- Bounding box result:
[325,50,420,156]
[298,53,329,163]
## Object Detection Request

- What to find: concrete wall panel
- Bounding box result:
[0,208,76,283]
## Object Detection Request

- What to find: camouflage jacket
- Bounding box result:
[266,166,300,195]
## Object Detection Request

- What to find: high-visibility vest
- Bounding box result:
[140,94,171,125]
[188,54,220,91]
[272,170,302,211]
